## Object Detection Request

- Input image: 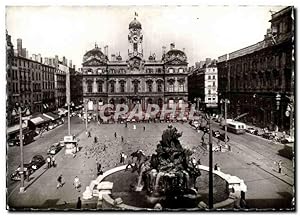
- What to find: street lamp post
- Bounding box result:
[208,114,213,209]
[220,99,230,147]
[202,112,214,209]
[85,100,88,133]
[12,104,30,193]
[285,95,294,139]
[194,97,201,111]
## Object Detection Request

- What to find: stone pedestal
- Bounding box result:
[97,181,114,200]
[83,186,93,200]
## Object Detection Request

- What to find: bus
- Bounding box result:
[225,119,246,134]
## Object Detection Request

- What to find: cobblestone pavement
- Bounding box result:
[7,120,294,210]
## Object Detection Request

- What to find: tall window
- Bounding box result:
[133,43,138,51]
[157,81,163,92]
[97,82,103,93]
[168,68,174,73]
[147,81,153,92]
[120,81,125,93]
[134,82,139,93]
[179,83,184,92]
[208,75,211,80]
[169,83,174,92]
[87,82,93,93]
[213,81,216,87]
[110,82,115,93]
[208,89,211,95]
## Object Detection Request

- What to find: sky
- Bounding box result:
[6,5,286,68]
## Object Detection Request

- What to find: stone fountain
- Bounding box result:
[132,125,202,207]
[83,125,247,210]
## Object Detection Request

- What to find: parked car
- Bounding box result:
[202,127,210,133]
[10,164,33,181]
[246,127,256,134]
[218,133,230,142]
[191,120,200,129]
[29,155,45,171]
[281,136,294,144]
[47,143,63,155]
[253,129,264,136]
[213,130,221,138]
[262,132,275,140]
[49,123,58,130]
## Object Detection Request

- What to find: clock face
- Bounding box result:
[133,36,138,42]
[133,51,138,56]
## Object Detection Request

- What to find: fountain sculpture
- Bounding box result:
[131,125,202,207]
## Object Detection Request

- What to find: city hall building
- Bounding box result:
[81,16,189,113]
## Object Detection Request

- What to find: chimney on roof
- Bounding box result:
[69,60,72,68]
[38,54,42,63]
[162,46,166,55]
[170,43,175,50]
[104,45,108,56]
[111,54,116,61]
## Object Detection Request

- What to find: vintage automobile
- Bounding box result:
[47,143,63,155]
[246,127,256,134]
[29,155,45,171]
[212,130,221,138]
[262,132,276,140]
[10,164,33,181]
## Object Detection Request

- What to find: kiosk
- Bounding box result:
[64,135,78,155]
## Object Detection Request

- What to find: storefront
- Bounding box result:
[28,114,52,134]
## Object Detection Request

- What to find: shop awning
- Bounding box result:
[29,114,51,126]
[7,123,27,135]
[43,112,60,121]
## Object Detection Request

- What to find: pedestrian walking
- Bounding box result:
[121,136,124,142]
[76,197,82,209]
[94,136,98,144]
[125,122,128,128]
[88,131,91,138]
[114,132,117,138]
[51,156,56,168]
[57,174,64,189]
[214,163,220,171]
[143,126,146,131]
[47,156,51,169]
[120,152,124,164]
[97,163,103,175]
[103,144,107,151]
[73,176,81,191]
[278,160,282,174]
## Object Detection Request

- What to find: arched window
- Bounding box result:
[157,80,163,92]
[134,83,139,93]
[132,80,140,93]
[110,82,115,93]
[97,81,103,93]
[178,79,185,92]
[146,80,153,92]
[120,80,126,93]
[87,81,93,93]
[168,79,175,92]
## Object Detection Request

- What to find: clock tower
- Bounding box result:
[128,16,143,59]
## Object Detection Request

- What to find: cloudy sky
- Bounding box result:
[6,5,285,67]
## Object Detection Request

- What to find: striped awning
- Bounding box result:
[43,112,60,121]
[29,114,51,126]
[7,123,27,135]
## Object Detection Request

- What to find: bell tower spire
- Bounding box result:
[128,15,143,59]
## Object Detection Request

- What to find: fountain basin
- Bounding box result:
[84,165,247,210]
